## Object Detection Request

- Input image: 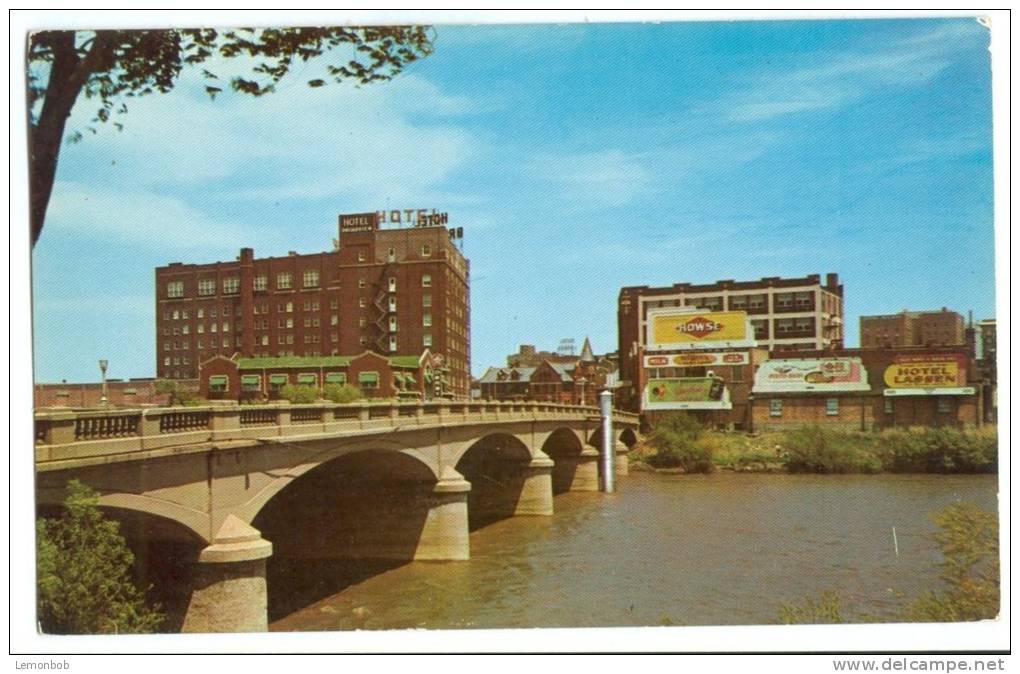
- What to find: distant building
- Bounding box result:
[860,308,965,349]
[976,318,997,422]
[155,210,471,398]
[34,378,185,408]
[480,337,613,405]
[617,273,845,419]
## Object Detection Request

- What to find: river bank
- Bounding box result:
[630,422,998,475]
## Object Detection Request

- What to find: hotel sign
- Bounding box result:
[883,354,966,389]
[376,208,450,227]
[644,352,750,368]
[643,377,732,410]
[647,309,754,351]
[338,212,379,233]
[754,358,870,393]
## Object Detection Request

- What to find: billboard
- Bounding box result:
[753,358,870,393]
[646,309,754,351]
[644,351,750,368]
[643,377,732,410]
[883,354,966,389]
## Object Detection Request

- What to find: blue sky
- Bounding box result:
[30,17,995,383]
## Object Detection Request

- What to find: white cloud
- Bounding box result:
[528,149,656,208]
[721,22,985,123]
[45,181,250,249]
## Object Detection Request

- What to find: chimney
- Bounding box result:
[826,273,839,289]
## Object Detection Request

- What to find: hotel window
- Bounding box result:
[197,341,204,350]
[331,315,338,326]
[422,294,432,307]
[163,311,170,321]
[211,323,218,333]
[330,298,338,310]
[729,295,748,310]
[286,334,294,345]
[167,281,185,298]
[359,336,367,346]
[884,399,894,415]
[304,317,312,328]
[182,325,190,335]
[164,357,170,366]
[359,297,366,308]
[769,399,783,417]
[937,397,952,414]
[422,274,432,288]
[776,318,795,334]
[423,333,433,347]
[277,334,285,345]
[748,294,767,310]
[388,247,396,262]
[182,356,190,365]
[210,308,218,318]
[220,337,228,348]
[172,326,179,336]
[423,313,432,327]
[286,318,293,329]
[222,277,239,294]
[794,317,814,333]
[751,320,769,338]
[172,310,180,320]
[197,308,204,318]
[421,244,432,257]
[303,270,320,288]
[795,292,813,309]
[389,336,398,352]
[261,335,269,346]
[389,316,398,332]
[181,309,189,319]
[312,317,320,327]
[388,277,397,292]
[729,365,743,383]
[776,293,794,309]
[331,332,338,342]
[358,278,366,289]
[388,296,397,312]
[163,342,170,351]
[254,274,268,291]
[277,272,292,289]
[197,279,215,296]
[359,317,367,328]
[222,322,230,332]
[358,252,367,263]
[826,398,839,416]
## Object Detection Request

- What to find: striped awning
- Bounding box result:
[297,373,317,385]
[240,374,261,386]
[208,375,228,385]
[325,372,347,384]
[269,374,288,385]
[359,371,379,385]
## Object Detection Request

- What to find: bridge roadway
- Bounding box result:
[35,400,640,633]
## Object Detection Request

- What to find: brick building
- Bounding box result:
[617,274,844,418]
[860,308,965,349]
[34,378,185,408]
[478,338,613,405]
[750,346,983,431]
[155,211,471,398]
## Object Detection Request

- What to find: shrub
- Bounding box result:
[777,591,845,624]
[37,480,164,634]
[876,427,997,474]
[781,426,881,474]
[321,383,362,404]
[907,503,999,622]
[647,413,714,473]
[154,379,201,406]
[279,384,318,404]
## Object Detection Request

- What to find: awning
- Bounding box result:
[404,373,417,386]
[394,373,406,387]
[884,387,976,397]
[359,371,379,385]
[297,373,317,385]
[208,375,228,386]
[269,374,288,385]
[240,374,261,386]
[325,372,347,384]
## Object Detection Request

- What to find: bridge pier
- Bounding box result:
[514,452,554,516]
[571,447,601,491]
[413,468,471,561]
[181,515,273,633]
[615,439,630,477]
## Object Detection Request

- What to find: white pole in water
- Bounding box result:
[892,527,899,557]
[599,389,615,493]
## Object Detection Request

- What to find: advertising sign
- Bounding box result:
[753,358,870,393]
[338,212,379,233]
[643,377,731,410]
[644,352,749,368]
[646,309,754,351]
[883,354,966,390]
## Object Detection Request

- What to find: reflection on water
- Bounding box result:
[270,473,997,631]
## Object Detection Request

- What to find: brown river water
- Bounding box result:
[270,472,998,631]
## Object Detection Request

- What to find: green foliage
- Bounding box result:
[777,591,845,625]
[36,480,164,634]
[321,383,362,404]
[154,378,200,406]
[280,384,318,404]
[874,428,997,474]
[781,426,882,474]
[907,503,999,622]
[647,413,714,473]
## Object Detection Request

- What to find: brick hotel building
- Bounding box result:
[155,211,471,397]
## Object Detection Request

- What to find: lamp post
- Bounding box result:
[99,359,109,407]
[577,377,587,406]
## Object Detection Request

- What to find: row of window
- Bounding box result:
[768,398,954,417]
[164,337,238,351]
[648,291,828,313]
[168,271,443,300]
[164,307,238,321]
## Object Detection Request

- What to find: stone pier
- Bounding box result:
[413,468,472,561]
[571,447,602,491]
[514,452,555,515]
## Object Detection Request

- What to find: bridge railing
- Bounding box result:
[34,401,641,465]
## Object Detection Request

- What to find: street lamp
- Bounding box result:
[577,377,588,406]
[99,359,109,407]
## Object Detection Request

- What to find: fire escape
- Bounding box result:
[372,263,396,354]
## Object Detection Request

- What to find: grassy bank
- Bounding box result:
[631,414,998,475]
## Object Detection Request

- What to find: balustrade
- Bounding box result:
[290,408,323,424]
[159,411,209,434]
[240,409,278,427]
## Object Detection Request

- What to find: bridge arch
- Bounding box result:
[455,432,534,531]
[250,448,441,621]
[540,427,593,494]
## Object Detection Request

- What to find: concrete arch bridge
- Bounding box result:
[34,400,640,632]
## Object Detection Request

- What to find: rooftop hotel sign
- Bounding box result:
[646,308,755,351]
[882,354,970,395]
